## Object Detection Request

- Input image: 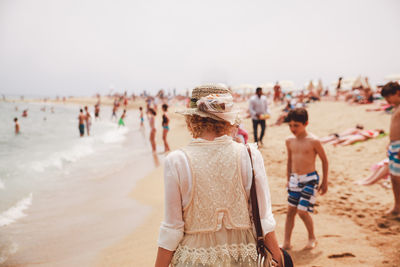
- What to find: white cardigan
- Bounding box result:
[158,135,276,251]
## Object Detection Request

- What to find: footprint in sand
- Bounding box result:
[328,252,356,259]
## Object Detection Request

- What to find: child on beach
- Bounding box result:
[161,104,170,152]
[78,109,85,137]
[119,109,126,127]
[381,82,400,216]
[139,106,144,126]
[14,117,20,134]
[283,108,328,250]
[148,108,157,152]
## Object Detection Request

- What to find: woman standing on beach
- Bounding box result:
[161,104,170,152]
[155,84,282,267]
[148,108,157,152]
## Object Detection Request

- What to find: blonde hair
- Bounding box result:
[185,115,233,138]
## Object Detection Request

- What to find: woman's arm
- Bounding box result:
[264,231,283,267]
[155,153,186,266]
[155,247,174,267]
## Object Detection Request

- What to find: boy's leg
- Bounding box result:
[298,210,317,249]
[283,205,297,249]
[388,175,400,215]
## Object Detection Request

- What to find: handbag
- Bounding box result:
[246,146,294,267]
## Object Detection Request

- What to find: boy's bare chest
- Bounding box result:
[290,141,315,156]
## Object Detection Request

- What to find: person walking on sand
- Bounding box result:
[78,109,86,137]
[148,108,157,152]
[14,117,20,134]
[155,84,284,267]
[84,106,92,136]
[161,104,170,152]
[381,82,400,217]
[283,108,328,250]
[249,87,270,147]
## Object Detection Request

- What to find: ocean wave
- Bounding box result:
[100,127,128,144]
[0,193,33,227]
[30,127,129,172]
[30,140,95,172]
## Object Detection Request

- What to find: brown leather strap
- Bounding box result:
[246,146,265,246]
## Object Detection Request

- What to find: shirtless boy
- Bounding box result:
[78,109,86,137]
[283,108,329,250]
[381,82,400,216]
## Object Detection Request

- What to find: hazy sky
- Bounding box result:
[1,0,399,96]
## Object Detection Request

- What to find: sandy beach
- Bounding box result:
[88,99,400,267]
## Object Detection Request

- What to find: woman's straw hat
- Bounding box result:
[176,84,241,125]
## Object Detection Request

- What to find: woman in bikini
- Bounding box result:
[161,104,170,153]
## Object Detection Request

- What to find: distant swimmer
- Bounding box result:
[22,110,28,117]
[84,106,91,136]
[119,109,126,127]
[14,117,20,134]
[78,109,85,137]
[94,101,100,120]
[161,104,170,152]
[112,101,118,121]
[139,106,144,126]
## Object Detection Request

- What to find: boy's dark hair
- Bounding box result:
[139,106,143,110]
[381,82,400,97]
[14,117,18,122]
[256,87,262,93]
[80,109,83,112]
[162,104,168,111]
[287,108,308,124]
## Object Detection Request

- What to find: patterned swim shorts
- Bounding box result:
[287,171,319,213]
[388,140,400,176]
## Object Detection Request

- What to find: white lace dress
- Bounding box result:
[158,135,276,266]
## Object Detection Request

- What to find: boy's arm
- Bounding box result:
[314,139,328,195]
[285,139,292,187]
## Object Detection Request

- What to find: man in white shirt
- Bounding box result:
[249,87,270,146]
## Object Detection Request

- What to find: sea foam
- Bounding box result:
[0,193,33,227]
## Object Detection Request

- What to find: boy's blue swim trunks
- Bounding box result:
[287,171,319,213]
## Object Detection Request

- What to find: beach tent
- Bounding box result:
[385,74,400,81]
[231,84,256,95]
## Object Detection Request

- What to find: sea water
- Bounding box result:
[0,101,159,266]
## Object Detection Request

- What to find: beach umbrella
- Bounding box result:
[259,82,275,92]
[384,74,400,81]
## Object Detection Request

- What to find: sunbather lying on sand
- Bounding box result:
[355,159,391,188]
[320,124,364,144]
[330,129,385,146]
